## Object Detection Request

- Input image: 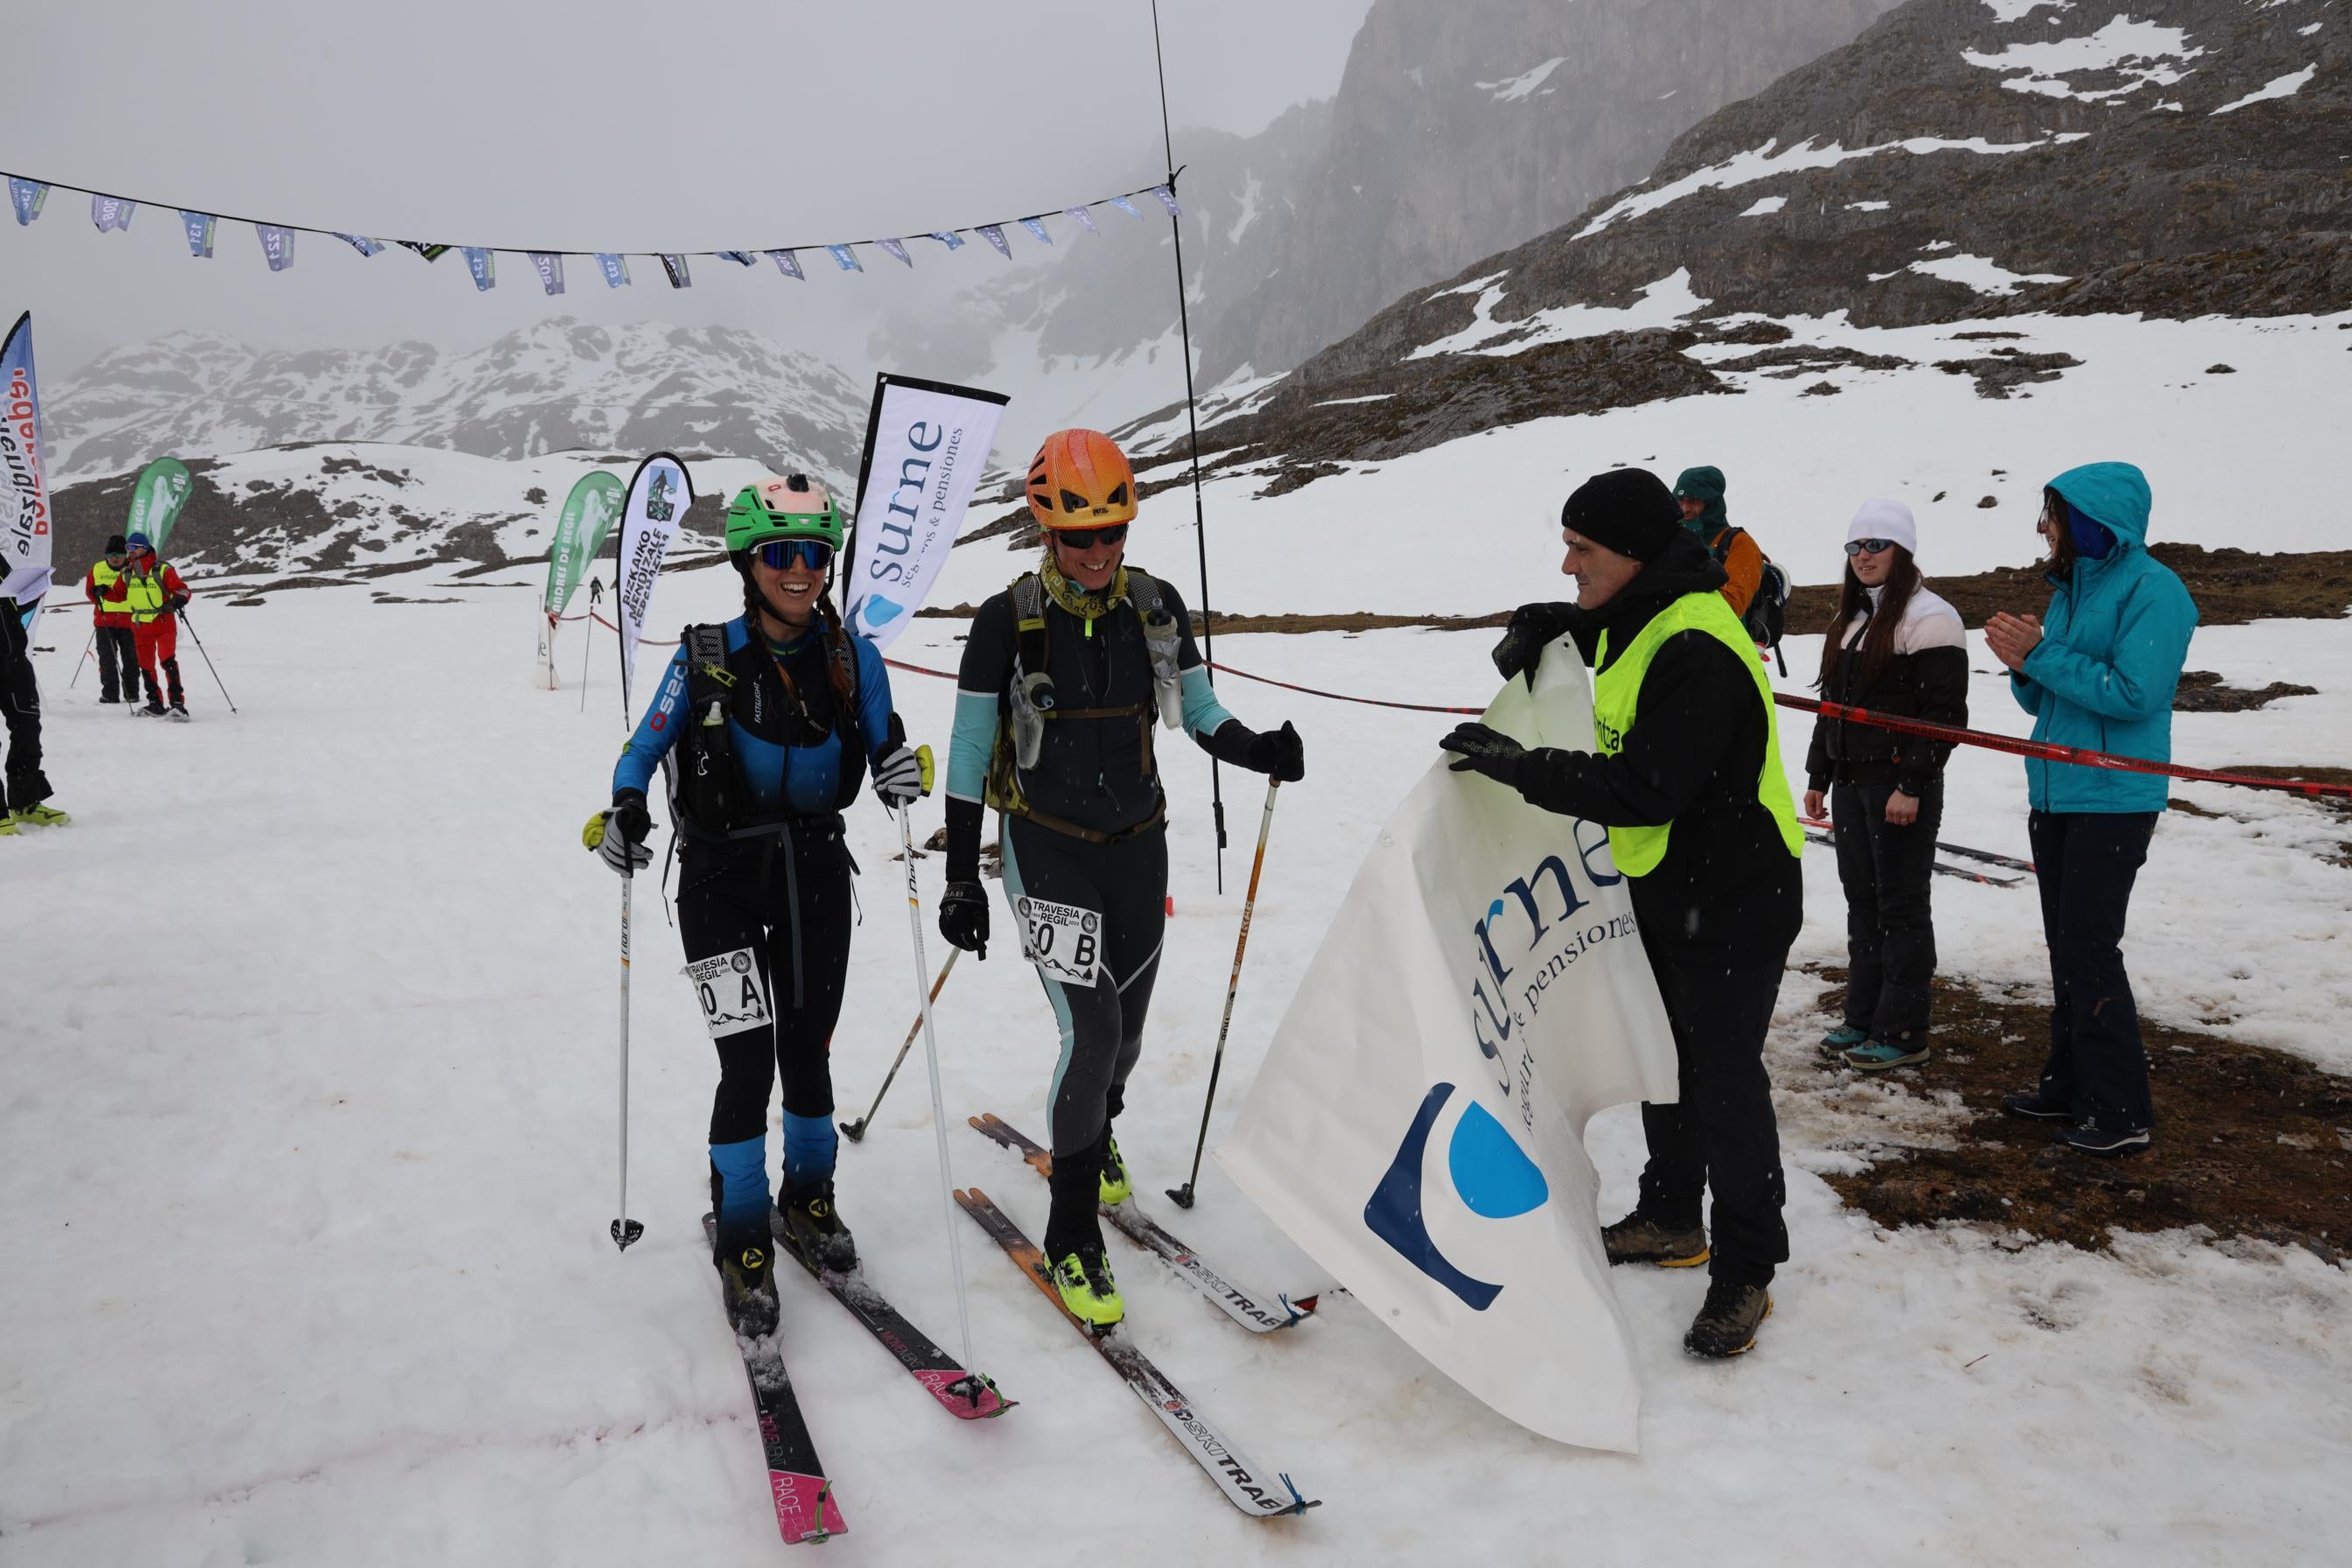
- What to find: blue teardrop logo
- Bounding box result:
[1447,1102,1548,1219]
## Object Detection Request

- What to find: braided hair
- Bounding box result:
[738,566,855,706]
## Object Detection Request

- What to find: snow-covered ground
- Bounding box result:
[5,545,2348,1562]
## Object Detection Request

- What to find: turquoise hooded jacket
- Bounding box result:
[2008,462,2198,814]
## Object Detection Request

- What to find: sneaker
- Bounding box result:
[1684,1278,1773,1359]
[1601,1212,1711,1268]
[1051,1244,1124,1330]
[2064,1120,2151,1158]
[10,804,69,828]
[2000,1088,2072,1122]
[1843,1040,1929,1072]
[1820,1024,1870,1054]
[718,1236,781,1338]
[776,1183,858,1274]
[1098,1132,1132,1206]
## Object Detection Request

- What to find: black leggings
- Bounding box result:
[1831,776,1944,1045]
[676,831,854,1147]
[1001,815,1167,1158]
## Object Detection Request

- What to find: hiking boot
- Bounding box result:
[1601,1212,1711,1268]
[1051,1244,1124,1330]
[776,1183,857,1273]
[2064,1119,2151,1158]
[1820,1024,1870,1054]
[2000,1088,2072,1123]
[10,804,69,828]
[1843,1039,1929,1072]
[1098,1132,1132,1206]
[1684,1278,1773,1359]
[717,1235,780,1338]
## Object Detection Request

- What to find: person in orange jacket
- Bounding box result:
[1674,466,1765,620]
[105,532,192,718]
[83,533,138,704]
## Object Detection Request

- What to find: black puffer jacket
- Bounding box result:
[1501,530,1802,948]
[1803,584,1970,798]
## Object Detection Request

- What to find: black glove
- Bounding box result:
[1438,721,1530,785]
[168,593,190,614]
[1491,601,1580,683]
[938,880,990,958]
[1245,720,1306,783]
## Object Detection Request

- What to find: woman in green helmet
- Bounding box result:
[584,472,928,1337]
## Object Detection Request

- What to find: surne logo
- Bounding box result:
[1469,820,1620,1088]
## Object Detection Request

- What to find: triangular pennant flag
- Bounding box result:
[1065,206,1099,234]
[529,252,566,296]
[332,233,384,257]
[768,248,804,280]
[598,254,631,288]
[976,224,1011,258]
[256,224,297,271]
[1151,186,1182,218]
[1108,195,1142,220]
[927,230,965,251]
[462,248,497,291]
[878,238,913,268]
[826,243,863,272]
[659,253,691,289]
[178,211,217,258]
[90,196,137,233]
[9,178,49,226]
[1018,217,1052,246]
[717,250,759,266]
[399,242,450,262]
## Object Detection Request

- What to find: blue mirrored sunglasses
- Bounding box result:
[1844,537,1896,556]
[755,538,834,571]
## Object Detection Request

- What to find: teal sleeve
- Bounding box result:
[1180,665,1236,742]
[2018,578,2197,723]
[947,690,998,803]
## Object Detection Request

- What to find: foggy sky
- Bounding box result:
[6,0,1372,378]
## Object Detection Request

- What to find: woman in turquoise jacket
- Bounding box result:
[1984,462,2196,1156]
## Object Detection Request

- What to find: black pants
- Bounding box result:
[95,626,137,701]
[1634,865,1800,1288]
[2,641,49,814]
[1830,775,1943,1045]
[1001,815,1168,1161]
[2027,810,2158,1133]
[676,830,855,1148]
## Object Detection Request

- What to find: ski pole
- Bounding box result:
[68,627,93,689]
[839,948,959,1143]
[612,867,643,1250]
[176,609,238,713]
[895,755,992,1404]
[1166,778,1281,1211]
[578,581,599,714]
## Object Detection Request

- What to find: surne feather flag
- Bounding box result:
[843,374,1009,650]
[613,453,690,716]
[1220,642,1680,1453]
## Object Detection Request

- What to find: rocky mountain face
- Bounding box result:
[45,318,868,487]
[872,0,1898,393]
[1168,0,2349,485]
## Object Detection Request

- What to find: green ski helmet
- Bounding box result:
[724,472,844,558]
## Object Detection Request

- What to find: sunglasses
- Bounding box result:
[754,539,834,572]
[1052,523,1129,550]
[1844,538,1897,556]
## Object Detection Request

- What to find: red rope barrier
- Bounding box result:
[1208,660,1482,715]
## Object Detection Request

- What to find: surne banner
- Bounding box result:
[1219,643,1680,1453]
[614,452,690,713]
[844,373,1009,651]
[0,312,53,634]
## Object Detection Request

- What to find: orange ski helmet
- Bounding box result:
[1026,429,1138,530]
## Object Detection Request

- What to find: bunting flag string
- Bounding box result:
[0,164,1183,291]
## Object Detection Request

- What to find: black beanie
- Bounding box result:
[1562,469,1681,562]
[104,533,128,554]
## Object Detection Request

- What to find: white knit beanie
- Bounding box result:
[1847,499,1917,556]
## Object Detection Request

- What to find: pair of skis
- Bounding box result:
[959,1113,1321,1519]
[703,1212,1013,1548]
[1800,821,2033,887]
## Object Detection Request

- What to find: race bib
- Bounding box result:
[682,947,772,1040]
[1016,895,1104,988]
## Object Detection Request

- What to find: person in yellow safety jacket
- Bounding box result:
[83,534,139,704]
[105,532,191,716]
[1441,467,1802,1362]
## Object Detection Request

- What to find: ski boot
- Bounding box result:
[1601,1211,1711,1268]
[1684,1278,1772,1359]
[716,1233,780,1338]
[1050,1243,1124,1331]
[0,815,17,837]
[1098,1131,1132,1206]
[10,804,70,829]
[137,696,167,717]
[776,1181,857,1274]
[168,702,190,723]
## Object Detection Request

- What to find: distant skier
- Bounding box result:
[1,573,66,833]
[935,429,1306,1329]
[105,532,192,718]
[582,473,928,1337]
[83,535,137,704]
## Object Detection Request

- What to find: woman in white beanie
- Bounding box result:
[1802,500,1968,1070]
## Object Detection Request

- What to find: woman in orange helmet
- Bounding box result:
[936,428,1304,1328]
